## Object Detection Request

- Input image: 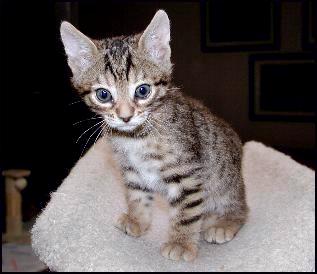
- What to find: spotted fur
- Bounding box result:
[61,10,248,262]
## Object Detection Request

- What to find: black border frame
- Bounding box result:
[249,53,316,122]
[200,0,281,52]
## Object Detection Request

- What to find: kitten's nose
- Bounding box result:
[119,116,132,123]
[116,102,134,123]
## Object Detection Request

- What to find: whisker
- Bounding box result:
[76,120,104,144]
[93,123,106,147]
[80,121,105,158]
[166,87,181,91]
[72,116,102,126]
[68,100,84,106]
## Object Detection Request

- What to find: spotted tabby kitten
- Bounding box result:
[60,10,248,261]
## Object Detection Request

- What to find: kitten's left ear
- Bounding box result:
[138,10,171,69]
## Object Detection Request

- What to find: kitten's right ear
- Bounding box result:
[60,21,98,75]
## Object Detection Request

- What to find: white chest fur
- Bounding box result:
[110,136,165,192]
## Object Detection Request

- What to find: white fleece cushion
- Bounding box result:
[31,140,315,272]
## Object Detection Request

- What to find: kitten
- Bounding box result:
[60,10,248,262]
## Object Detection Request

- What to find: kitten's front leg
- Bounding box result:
[162,177,205,262]
[116,168,154,237]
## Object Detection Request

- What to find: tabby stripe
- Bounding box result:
[163,167,203,184]
[183,188,201,196]
[179,215,202,226]
[164,174,188,184]
[170,188,201,207]
[105,59,117,80]
[125,52,133,81]
[154,80,168,86]
[184,199,204,209]
[126,182,153,193]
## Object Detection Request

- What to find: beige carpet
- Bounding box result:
[31,140,315,272]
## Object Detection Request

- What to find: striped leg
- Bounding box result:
[161,176,205,261]
[116,167,154,237]
[116,186,154,237]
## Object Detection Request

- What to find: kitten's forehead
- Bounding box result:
[107,38,131,57]
[101,36,138,82]
[100,35,168,84]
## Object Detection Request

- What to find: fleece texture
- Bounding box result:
[31,140,315,272]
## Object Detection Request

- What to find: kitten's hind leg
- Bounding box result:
[202,212,247,244]
[115,187,154,237]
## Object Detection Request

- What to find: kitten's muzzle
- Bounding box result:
[119,116,133,123]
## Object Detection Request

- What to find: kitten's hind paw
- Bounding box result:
[161,241,198,262]
[115,213,145,237]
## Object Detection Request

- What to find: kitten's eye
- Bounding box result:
[135,84,151,99]
[95,88,112,103]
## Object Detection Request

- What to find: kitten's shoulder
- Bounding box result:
[179,91,241,141]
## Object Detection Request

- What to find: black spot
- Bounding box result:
[147,195,154,200]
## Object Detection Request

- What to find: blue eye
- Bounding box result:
[135,84,151,99]
[96,88,112,103]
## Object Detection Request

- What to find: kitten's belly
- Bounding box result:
[110,136,165,192]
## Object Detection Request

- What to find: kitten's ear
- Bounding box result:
[60,21,98,75]
[138,10,171,69]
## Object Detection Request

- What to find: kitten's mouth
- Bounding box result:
[105,115,148,132]
[114,123,141,132]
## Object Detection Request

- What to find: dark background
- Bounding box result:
[0,0,315,232]
[260,63,315,112]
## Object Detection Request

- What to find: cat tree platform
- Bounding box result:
[31,140,315,272]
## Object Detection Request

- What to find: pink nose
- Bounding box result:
[119,116,132,123]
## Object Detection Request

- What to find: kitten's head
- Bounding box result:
[60,10,172,132]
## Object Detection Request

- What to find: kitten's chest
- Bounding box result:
[110,136,168,188]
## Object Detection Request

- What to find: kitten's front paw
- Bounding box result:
[115,213,144,237]
[203,226,237,244]
[161,241,198,262]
